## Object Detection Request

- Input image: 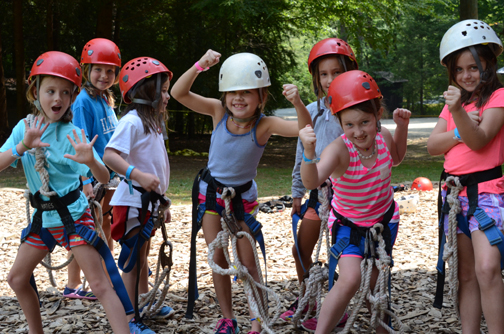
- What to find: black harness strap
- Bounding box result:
[331,201,394,255]
[28,188,81,236]
[434,166,502,309]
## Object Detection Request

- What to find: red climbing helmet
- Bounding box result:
[308,38,358,74]
[328,70,382,114]
[28,51,82,89]
[119,57,173,103]
[80,38,121,67]
[411,177,433,191]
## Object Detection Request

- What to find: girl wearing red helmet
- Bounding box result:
[172,49,311,334]
[282,38,358,329]
[300,70,410,333]
[64,38,122,302]
[427,20,504,333]
[0,51,131,333]
[103,57,173,334]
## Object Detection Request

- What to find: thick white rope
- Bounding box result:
[442,176,464,319]
[139,200,173,318]
[292,180,333,326]
[207,187,282,334]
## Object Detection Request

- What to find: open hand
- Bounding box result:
[282,84,302,106]
[393,108,411,127]
[197,49,221,70]
[23,116,50,149]
[64,129,97,165]
[443,85,463,114]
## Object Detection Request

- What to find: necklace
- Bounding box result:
[230,117,253,129]
[356,141,377,160]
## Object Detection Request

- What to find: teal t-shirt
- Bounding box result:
[0,118,104,228]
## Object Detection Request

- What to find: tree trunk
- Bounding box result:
[13,0,26,120]
[96,0,114,39]
[0,23,8,136]
[459,0,477,20]
[46,0,54,50]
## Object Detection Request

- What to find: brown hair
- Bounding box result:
[81,63,118,108]
[25,75,74,123]
[312,55,357,100]
[334,98,384,124]
[121,72,169,135]
[220,87,269,118]
[444,44,503,109]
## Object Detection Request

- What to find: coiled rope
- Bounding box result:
[207,187,282,334]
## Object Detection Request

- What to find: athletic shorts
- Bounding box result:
[197,193,259,223]
[111,206,153,241]
[441,190,504,234]
[24,209,95,251]
[335,222,399,259]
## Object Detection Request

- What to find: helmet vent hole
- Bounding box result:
[126,66,129,70]
[136,63,140,66]
[143,61,147,64]
[474,26,478,29]
[466,23,471,26]
[255,70,262,78]
[131,67,135,71]
[362,82,371,90]
[462,31,467,36]
[337,42,341,46]
[257,62,261,66]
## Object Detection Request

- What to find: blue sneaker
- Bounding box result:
[140,303,175,319]
[129,319,155,334]
[214,318,239,334]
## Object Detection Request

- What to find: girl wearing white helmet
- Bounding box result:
[172,49,311,334]
[427,20,504,333]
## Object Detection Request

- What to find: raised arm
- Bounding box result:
[282,84,313,130]
[171,49,224,120]
[385,108,411,166]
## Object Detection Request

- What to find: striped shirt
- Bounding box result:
[329,133,399,229]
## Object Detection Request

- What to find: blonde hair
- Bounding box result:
[81,63,118,108]
[26,76,74,123]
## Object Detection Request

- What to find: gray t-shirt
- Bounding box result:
[291,97,344,198]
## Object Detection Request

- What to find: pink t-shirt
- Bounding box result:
[440,88,504,195]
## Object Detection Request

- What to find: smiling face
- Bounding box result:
[34,76,74,123]
[339,106,381,150]
[454,50,486,92]
[318,56,344,95]
[160,79,170,112]
[89,64,116,92]
[225,89,261,118]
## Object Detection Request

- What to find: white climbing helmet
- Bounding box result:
[440,19,503,66]
[218,53,271,92]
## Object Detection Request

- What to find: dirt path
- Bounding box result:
[0,188,468,333]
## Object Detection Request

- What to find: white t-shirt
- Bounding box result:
[107,110,170,209]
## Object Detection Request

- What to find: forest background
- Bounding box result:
[0,0,503,141]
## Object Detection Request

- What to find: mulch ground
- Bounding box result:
[0,188,474,334]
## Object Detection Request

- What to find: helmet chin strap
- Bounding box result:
[131,73,162,108]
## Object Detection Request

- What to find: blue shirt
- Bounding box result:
[72,89,118,158]
[0,119,103,228]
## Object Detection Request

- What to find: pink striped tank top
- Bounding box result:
[328,133,399,230]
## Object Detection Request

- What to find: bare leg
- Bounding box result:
[202,213,235,320]
[7,243,48,334]
[66,250,82,289]
[292,217,322,284]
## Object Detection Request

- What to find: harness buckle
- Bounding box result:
[221,210,243,238]
[479,219,496,231]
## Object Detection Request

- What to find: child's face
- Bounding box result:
[318,57,344,95]
[160,80,170,112]
[455,50,486,92]
[340,108,380,150]
[225,89,261,118]
[90,64,116,91]
[34,76,74,123]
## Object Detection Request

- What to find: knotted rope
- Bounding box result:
[338,222,407,334]
[207,187,282,334]
[442,176,464,318]
[138,199,174,318]
[292,180,333,326]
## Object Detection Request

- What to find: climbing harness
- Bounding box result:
[206,186,282,334]
[434,167,504,314]
[326,201,406,333]
[186,167,267,319]
[290,180,332,327]
[20,114,133,315]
